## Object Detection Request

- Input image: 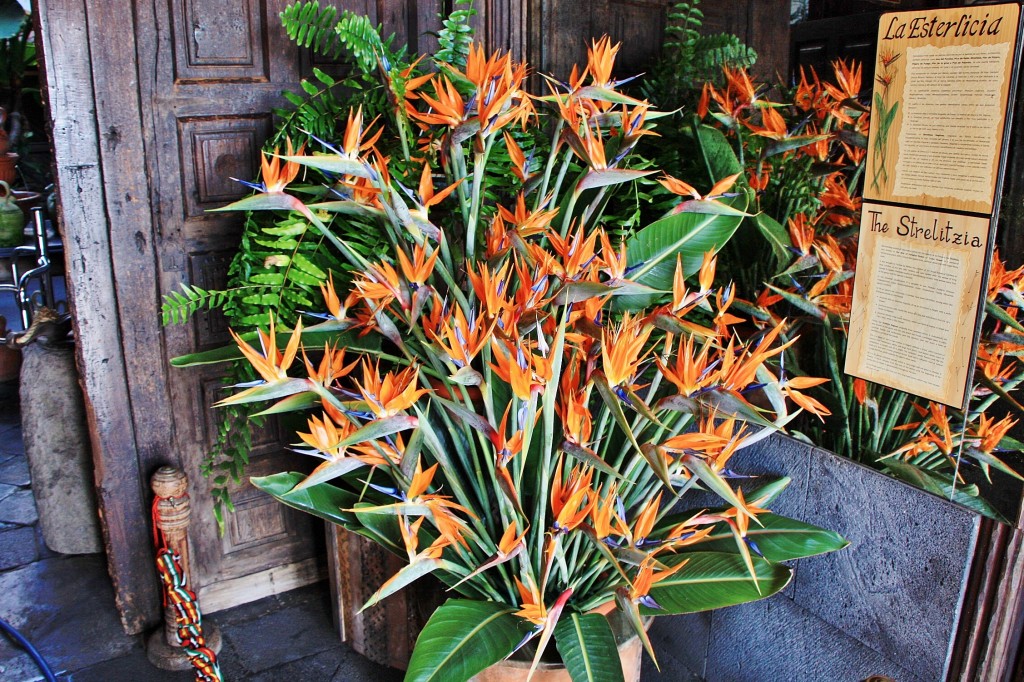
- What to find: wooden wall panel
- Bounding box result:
[172,0,269,82]
[178,115,272,220]
[703,0,791,83]
[604,0,670,76]
[187,251,232,349]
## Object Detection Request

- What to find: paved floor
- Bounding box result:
[0,396,404,682]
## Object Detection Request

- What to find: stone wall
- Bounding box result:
[648,434,981,682]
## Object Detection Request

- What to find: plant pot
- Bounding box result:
[13,189,41,222]
[0,152,17,185]
[470,635,644,682]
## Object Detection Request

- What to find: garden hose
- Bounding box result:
[0,615,58,682]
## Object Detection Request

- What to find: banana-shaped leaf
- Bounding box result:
[883,461,1008,522]
[578,169,656,192]
[554,613,625,682]
[682,513,848,562]
[251,472,359,527]
[404,599,524,682]
[618,193,747,310]
[278,153,374,178]
[170,325,378,367]
[642,552,791,615]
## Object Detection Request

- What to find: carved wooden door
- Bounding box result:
[137,0,442,614]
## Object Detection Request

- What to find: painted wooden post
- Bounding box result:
[147,466,221,671]
[151,466,191,647]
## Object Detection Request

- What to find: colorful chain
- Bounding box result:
[155,548,223,682]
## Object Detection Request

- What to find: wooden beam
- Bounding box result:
[36,0,162,634]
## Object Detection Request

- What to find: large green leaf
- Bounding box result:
[617,193,747,310]
[683,513,848,562]
[883,461,1007,522]
[404,599,524,682]
[693,125,743,181]
[642,552,791,615]
[753,212,792,266]
[251,472,359,527]
[279,153,375,179]
[554,613,625,682]
[170,325,379,366]
[578,169,656,192]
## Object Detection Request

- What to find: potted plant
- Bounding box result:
[172,34,848,682]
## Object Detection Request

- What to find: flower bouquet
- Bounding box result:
[178,39,847,681]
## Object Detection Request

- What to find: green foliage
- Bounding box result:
[404,600,523,682]
[642,1,756,109]
[554,614,624,682]
[280,1,398,74]
[160,284,232,326]
[435,0,476,68]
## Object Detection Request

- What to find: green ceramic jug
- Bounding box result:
[0,180,23,247]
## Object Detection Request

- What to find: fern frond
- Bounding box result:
[335,11,388,74]
[280,1,343,58]
[692,33,758,80]
[161,284,231,325]
[436,0,476,68]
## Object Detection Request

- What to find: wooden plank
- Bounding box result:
[749,0,790,82]
[36,0,162,635]
[197,557,326,614]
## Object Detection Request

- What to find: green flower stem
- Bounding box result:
[560,187,583,238]
[465,135,496,259]
[535,119,565,208]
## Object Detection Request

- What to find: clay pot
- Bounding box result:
[12,189,41,221]
[0,152,18,185]
[470,636,644,682]
[0,317,21,383]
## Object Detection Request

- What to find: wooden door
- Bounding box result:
[38,0,440,633]
[140,0,446,616]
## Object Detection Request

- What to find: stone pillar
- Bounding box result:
[19,342,102,554]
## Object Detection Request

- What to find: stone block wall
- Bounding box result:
[649,434,981,682]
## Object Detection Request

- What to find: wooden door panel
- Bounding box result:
[172,0,269,82]
[177,115,272,223]
[604,0,670,76]
[145,0,323,614]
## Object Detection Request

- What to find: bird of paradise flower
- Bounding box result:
[871,50,901,193]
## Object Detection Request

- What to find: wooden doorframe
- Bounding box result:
[37,0,167,635]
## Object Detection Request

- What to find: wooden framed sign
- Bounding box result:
[846,3,1024,408]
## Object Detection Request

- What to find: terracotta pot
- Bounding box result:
[470,634,644,682]
[0,317,20,383]
[13,189,41,221]
[0,152,17,185]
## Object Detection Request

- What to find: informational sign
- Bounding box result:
[846,3,1023,409]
